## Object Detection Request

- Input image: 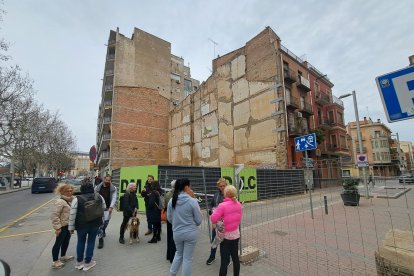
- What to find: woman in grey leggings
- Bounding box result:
[167,178,202,276]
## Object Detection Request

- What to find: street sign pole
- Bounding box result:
[305,150,314,219]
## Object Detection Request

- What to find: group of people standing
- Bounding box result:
[50,175,117,271]
[50,174,243,276]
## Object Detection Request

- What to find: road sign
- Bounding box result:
[376,65,414,122]
[357,154,368,167]
[294,133,317,152]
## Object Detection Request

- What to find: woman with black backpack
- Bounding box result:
[68,178,105,272]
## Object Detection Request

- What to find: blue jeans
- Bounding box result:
[76,226,99,263]
[170,231,198,276]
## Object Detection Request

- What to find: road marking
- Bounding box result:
[0,229,53,239]
[0,198,55,234]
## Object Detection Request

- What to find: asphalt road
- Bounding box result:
[0,189,55,230]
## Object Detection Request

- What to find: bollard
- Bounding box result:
[324,196,328,214]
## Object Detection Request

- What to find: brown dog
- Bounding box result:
[127,216,140,244]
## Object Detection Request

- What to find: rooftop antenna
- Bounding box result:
[208,38,218,59]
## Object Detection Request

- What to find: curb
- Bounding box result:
[0,187,31,195]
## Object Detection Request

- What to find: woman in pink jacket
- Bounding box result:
[210,185,242,276]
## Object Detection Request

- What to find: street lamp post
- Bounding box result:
[339,90,370,198]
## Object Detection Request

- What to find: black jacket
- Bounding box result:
[123,190,138,217]
[75,193,103,229]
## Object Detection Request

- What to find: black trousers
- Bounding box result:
[52,225,71,261]
[166,221,176,263]
[119,215,131,239]
[219,238,240,276]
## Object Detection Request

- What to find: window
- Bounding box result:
[374,131,380,138]
[337,112,344,125]
[339,135,346,148]
[184,79,192,97]
[330,134,337,147]
[373,153,376,161]
[375,141,378,148]
[328,111,334,123]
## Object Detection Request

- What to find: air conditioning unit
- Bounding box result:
[297,112,303,118]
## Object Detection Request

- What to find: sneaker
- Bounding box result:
[119,238,125,244]
[206,256,215,265]
[98,237,104,249]
[83,260,96,271]
[51,260,64,269]
[60,255,74,262]
[75,261,84,270]
[144,230,153,236]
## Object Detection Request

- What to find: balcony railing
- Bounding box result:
[283,68,297,84]
[108,39,116,45]
[104,100,112,107]
[315,91,331,105]
[297,75,311,92]
[105,84,113,91]
[107,54,115,60]
[318,117,331,128]
[356,147,368,154]
[288,124,303,137]
[102,133,111,140]
[103,116,112,123]
[332,95,344,108]
[101,151,110,159]
[327,144,349,152]
[105,69,114,76]
[300,101,313,115]
[286,95,300,109]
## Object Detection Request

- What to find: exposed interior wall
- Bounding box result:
[169,28,288,168]
[111,86,169,169]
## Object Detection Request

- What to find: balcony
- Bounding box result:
[315,91,331,105]
[288,124,303,137]
[356,147,368,154]
[105,69,114,76]
[318,117,331,129]
[107,54,115,60]
[102,133,111,140]
[101,151,110,159]
[104,100,112,108]
[103,116,112,124]
[283,68,297,84]
[105,84,113,91]
[286,95,300,109]
[300,101,314,115]
[327,144,350,153]
[331,95,344,109]
[108,39,116,45]
[297,75,311,92]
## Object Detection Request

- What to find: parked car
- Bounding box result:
[399,174,414,183]
[65,178,82,195]
[31,177,58,193]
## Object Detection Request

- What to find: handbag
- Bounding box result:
[161,209,167,223]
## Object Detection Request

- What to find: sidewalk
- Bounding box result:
[28,210,288,276]
[0,185,31,195]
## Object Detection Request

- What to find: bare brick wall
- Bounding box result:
[111,86,169,169]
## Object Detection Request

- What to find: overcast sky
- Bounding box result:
[2,0,413,152]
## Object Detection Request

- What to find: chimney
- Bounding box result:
[377,119,381,123]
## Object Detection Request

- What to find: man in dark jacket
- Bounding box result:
[206,178,227,265]
[140,175,155,235]
[95,175,117,249]
[119,182,138,244]
[69,178,105,272]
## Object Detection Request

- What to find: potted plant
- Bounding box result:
[341,177,360,206]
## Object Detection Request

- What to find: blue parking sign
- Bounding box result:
[376,65,414,123]
[294,133,317,152]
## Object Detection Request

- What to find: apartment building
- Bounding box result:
[400,141,414,172]
[307,64,350,179]
[69,152,91,177]
[96,28,199,173]
[346,118,395,176]
[170,27,349,169]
